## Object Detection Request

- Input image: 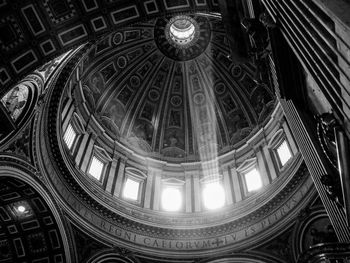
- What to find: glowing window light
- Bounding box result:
[88,156,104,181]
[161,187,182,211]
[63,123,77,150]
[169,17,195,44]
[244,168,262,192]
[277,140,292,166]
[203,182,225,209]
[17,205,26,213]
[123,178,140,201]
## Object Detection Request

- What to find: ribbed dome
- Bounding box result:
[80,15,275,162]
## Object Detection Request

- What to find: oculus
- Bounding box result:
[155,15,211,61]
[167,16,197,47]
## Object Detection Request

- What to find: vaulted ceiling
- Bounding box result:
[79,16,275,161]
[0,177,66,262]
[0,0,222,92]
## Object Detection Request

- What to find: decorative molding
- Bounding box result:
[0,155,74,262]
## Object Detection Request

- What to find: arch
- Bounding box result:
[72,112,86,133]
[125,167,147,179]
[199,252,287,263]
[1,83,30,121]
[86,250,139,263]
[267,129,284,148]
[236,157,258,173]
[0,157,73,262]
[291,206,337,262]
[93,145,113,162]
[0,76,40,145]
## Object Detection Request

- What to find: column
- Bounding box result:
[75,133,89,166]
[152,169,162,211]
[113,158,126,198]
[61,98,73,122]
[62,100,74,132]
[143,170,155,209]
[105,158,118,194]
[282,120,298,155]
[223,167,233,205]
[281,98,350,241]
[335,128,350,227]
[79,134,95,173]
[193,172,201,212]
[255,146,271,185]
[230,166,242,202]
[185,171,192,212]
[262,144,278,180]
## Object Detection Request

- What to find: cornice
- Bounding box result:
[34,38,316,259]
[0,154,75,262]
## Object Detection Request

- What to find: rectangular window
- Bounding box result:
[244,168,262,192]
[276,140,292,166]
[88,156,104,181]
[123,178,140,201]
[162,186,183,211]
[63,123,77,150]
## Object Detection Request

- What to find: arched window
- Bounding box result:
[0,79,38,143]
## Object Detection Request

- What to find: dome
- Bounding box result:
[79,15,276,163]
[1,0,348,261]
[39,13,311,258]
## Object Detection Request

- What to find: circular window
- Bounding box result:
[156,15,210,60]
[165,16,199,48]
[170,18,195,44]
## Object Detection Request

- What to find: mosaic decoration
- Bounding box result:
[36,52,71,82]
[1,85,29,121]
